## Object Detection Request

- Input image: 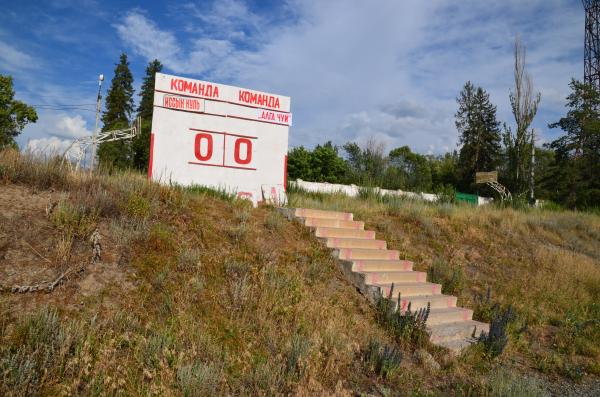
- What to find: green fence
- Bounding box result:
[455,192,478,205]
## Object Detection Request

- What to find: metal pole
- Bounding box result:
[89,74,104,171]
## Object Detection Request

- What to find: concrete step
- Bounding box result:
[303,218,364,230]
[352,259,413,272]
[362,271,427,284]
[295,208,353,220]
[336,248,400,260]
[315,227,375,239]
[326,238,386,250]
[436,338,476,353]
[288,207,489,354]
[428,320,489,344]
[377,282,442,297]
[394,294,457,312]
[426,308,473,326]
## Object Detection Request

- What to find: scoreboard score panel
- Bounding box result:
[149,73,291,205]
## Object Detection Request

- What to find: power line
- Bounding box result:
[31,103,96,107]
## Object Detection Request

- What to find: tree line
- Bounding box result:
[288,38,599,209]
[1,38,598,209]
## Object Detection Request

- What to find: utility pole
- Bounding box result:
[89,74,104,171]
[529,129,535,206]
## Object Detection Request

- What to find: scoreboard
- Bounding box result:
[149,73,291,205]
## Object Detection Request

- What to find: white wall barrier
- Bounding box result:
[291,179,492,206]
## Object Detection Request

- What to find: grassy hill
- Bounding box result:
[1,149,599,396]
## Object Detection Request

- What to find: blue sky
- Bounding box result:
[0,0,583,156]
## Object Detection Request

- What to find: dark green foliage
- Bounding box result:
[430,151,459,188]
[132,59,163,172]
[455,81,502,192]
[285,333,310,381]
[388,145,433,191]
[343,139,387,186]
[97,53,135,169]
[375,284,431,348]
[137,59,162,121]
[287,146,313,180]
[287,142,348,183]
[308,141,349,183]
[427,258,463,295]
[0,75,37,149]
[362,339,403,379]
[544,79,600,209]
[435,184,456,204]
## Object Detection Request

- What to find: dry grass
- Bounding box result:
[288,186,600,383]
[0,151,400,395]
[1,150,598,395]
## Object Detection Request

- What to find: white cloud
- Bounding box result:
[26,136,73,157]
[24,114,91,161]
[53,114,92,139]
[116,0,582,154]
[115,10,180,68]
[0,40,37,73]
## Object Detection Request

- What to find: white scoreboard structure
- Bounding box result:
[149,73,291,205]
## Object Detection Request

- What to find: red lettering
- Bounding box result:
[234,138,252,165]
[274,98,280,109]
[194,133,213,161]
[171,79,177,90]
[214,86,219,98]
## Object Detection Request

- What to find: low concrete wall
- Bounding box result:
[291,179,493,206]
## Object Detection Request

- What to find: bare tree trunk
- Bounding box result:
[509,34,541,195]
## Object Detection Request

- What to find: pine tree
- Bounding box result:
[455,81,501,192]
[97,53,135,169]
[544,79,600,208]
[132,59,163,171]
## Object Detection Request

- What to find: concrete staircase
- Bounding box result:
[286,207,489,352]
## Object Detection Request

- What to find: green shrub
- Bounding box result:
[184,184,236,202]
[428,257,464,296]
[358,185,383,202]
[435,184,456,204]
[176,362,221,396]
[285,333,310,381]
[363,339,403,379]
[264,210,284,231]
[124,191,152,220]
[51,200,98,238]
[375,285,430,348]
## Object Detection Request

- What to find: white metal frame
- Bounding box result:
[62,116,141,170]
